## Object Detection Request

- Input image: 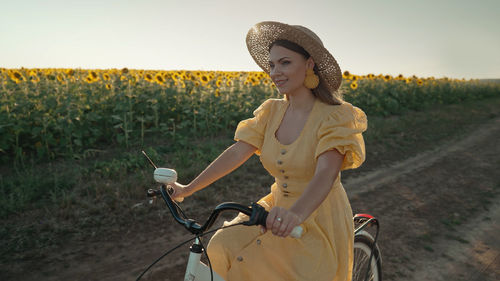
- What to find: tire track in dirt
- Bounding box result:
[344,116,500,281]
[410,199,500,281]
[343,116,500,198]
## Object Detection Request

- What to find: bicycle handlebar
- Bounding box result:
[147,185,303,238]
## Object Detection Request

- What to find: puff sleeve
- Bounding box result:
[234,99,274,156]
[315,104,368,170]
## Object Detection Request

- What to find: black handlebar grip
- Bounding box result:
[246,202,303,238]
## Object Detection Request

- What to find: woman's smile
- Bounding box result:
[275,79,288,87]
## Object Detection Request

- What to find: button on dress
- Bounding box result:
[206,97,367,281]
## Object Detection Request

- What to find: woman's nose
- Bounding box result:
[270,66,282,77]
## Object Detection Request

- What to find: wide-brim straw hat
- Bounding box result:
[246,21,342,93]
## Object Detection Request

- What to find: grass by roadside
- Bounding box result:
[1,96,499,264]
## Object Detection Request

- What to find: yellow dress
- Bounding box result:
[206,97,367,281]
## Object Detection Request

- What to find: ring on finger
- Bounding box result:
[276,217,282,222]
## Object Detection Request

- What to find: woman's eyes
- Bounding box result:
[269,61,290,68]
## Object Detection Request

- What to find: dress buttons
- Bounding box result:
[283,194,289,197]
[280,169,285,173]
[256,239,261,245]
[284,175,289,179]
[282,183,288,188]
[277,160,283,165]
[237,256,243,262]
[280,149,286,155]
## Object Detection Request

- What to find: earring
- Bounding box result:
[303,69,319,89]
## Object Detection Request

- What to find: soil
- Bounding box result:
[344,116,500,281]
[3,117,500,281]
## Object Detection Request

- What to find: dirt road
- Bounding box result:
[345,116,500,280]
[5,117,500,281]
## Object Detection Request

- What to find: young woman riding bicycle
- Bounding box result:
[169,21,368,281]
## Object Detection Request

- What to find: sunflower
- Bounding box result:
[30,75,40,84]
[56,74,66,83]
[155,73,165,84]
[215,79,222,87]
[417,79,423,86]
[12,71,22,80]
[343,70,351,79]
[383,74,392,82]
[172,73,181,82]
[9,71,24,83]
[103,73,111,81]
[350,81,358,90]
[66,69,75,76]
[121,67,129,74]
[200,75,209,84]
[250,77,260,86]
[226,80,233,87]
[144,73,153,82]
[105,84,112,90]
[215,89,221,97]
[89,71,98,79]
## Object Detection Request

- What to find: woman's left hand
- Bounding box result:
[263,207,303,238]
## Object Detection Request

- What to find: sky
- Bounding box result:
[1,0,499,79]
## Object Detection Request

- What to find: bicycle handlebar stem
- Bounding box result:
[159,185,202,234]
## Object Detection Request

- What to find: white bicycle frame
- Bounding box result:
[183,238,224,281]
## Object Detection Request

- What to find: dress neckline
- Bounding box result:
[273,98,317,146]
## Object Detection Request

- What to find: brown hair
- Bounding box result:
[269,39,343,105]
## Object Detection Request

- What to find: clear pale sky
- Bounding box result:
[1,0,499,79]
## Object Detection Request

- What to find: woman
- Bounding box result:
[170,21,367,281]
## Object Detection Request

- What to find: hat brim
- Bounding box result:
[246,21,342,93]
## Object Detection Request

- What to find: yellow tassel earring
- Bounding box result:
[303,68,319,89]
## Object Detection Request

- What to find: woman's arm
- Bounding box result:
[172,140,257,198]
[265,148,344,237]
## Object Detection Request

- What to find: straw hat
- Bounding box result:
[246,21,342,93]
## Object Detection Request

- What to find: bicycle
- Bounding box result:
[137,152,382,281]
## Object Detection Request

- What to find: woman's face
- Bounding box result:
[269,45,314,96]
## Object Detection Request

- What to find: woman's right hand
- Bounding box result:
[168,182,193,202]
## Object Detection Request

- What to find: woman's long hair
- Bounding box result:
[269,39,343,105]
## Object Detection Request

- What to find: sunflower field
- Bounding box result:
[1,67,499,165]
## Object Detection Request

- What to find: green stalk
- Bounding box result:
[141,116,144,147]
[124,113,129,148]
